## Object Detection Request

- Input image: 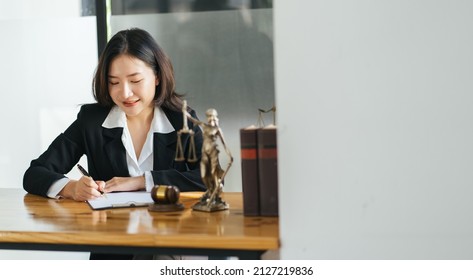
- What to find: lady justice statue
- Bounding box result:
[176,101,233,212]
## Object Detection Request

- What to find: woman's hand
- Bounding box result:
[105,176,145,193]
[60,176,105,201]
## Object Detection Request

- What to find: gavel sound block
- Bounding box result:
[148,185,184,212]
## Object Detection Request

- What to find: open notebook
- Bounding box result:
[87,191,154,210]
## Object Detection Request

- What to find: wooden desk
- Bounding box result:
[0,189,279,259]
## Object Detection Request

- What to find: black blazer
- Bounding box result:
[23,103,205,197]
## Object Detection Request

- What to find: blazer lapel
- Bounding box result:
[103,127,129,177]
[153,131,177,170]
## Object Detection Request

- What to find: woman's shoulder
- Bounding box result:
[77,103,111,122]
[78,103,111,114]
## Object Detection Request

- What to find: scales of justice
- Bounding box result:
[175,101,233,212]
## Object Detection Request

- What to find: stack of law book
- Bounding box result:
[240,124,279,217]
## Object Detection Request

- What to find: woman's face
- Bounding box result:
[108,54,158,119]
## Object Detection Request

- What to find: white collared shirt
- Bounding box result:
[47,105,174,198]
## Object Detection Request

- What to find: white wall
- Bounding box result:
[0,0,95,259]
[0,0,81,19]
[0,0,96,188]
[275,0,473,259]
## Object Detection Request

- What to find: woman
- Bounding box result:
[23,28,205,202]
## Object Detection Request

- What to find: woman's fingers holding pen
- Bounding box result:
[96,180,107,194]
[61,177,102,201]
[79,176,104,198]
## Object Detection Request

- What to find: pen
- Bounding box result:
[77,164,106,197]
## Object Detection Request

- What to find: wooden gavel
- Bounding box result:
[148,185,184,212]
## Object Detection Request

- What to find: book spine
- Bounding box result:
[240,129,260,216]
[257,128,279,217]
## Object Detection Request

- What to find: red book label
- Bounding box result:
[241,148,257,159]
[258,148,277,159]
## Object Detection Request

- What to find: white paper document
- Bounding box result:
[86,191,154,210]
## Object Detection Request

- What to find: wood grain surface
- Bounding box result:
[0,189,279,251]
